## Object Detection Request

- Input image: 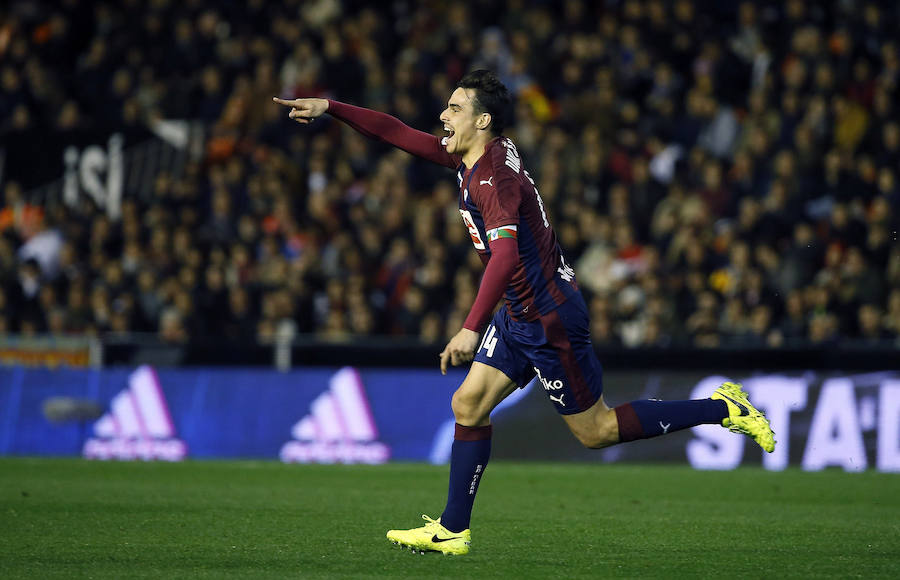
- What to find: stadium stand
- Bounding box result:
[1,0,898,350]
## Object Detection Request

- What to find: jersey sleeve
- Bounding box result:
[327,100,461,169]
[478,145,524,231]
[463,236,519,332]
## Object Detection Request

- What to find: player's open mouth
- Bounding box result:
[444,125,455,138]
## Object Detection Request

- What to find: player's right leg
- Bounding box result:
[711,381,776,452]
[562,383,775,453]
[536,295,775,452]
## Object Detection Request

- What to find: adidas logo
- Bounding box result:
[83,365,187,461]
[280,366,390,464]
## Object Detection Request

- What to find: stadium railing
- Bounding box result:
[96,332,900,372]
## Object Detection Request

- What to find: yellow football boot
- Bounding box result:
[712,381,776,453]
[386,515,471,555]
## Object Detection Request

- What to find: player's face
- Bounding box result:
[440,87,484,156]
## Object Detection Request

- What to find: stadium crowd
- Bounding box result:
[1,0,899,349]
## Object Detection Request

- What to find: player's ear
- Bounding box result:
[476,112,492,131]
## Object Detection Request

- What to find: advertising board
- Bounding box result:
[1,366,897,472]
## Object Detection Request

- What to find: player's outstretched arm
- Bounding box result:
[273,96,460,169]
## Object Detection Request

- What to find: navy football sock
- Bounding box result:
[440,423,492,533]
[615,399,728,442]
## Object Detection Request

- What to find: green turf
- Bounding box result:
[1,458,898,579]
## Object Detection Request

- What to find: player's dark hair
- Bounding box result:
[456,69,511,135]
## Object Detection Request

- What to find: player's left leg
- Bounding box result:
[441,361,518,532]
[386,361,518,555]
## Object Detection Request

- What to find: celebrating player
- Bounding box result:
[273,70,775,555]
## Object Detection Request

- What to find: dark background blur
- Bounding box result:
[1,0,898,364]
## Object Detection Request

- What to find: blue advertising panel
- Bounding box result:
[0,365,468,463]
[2,365,899,472]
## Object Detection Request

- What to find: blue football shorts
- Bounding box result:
[472,293,604,415]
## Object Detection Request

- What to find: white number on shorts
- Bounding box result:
[479,325,498,358]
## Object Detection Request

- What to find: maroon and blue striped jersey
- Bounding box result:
[455,137,578,322]
[326,100,578,327]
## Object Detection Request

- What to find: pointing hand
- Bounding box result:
[272,97,329,124]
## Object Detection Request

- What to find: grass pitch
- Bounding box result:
[1,458,898,579]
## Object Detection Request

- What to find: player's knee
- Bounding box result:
[575,410,619,449]
[451,388,489,426]
[576,432,612,449]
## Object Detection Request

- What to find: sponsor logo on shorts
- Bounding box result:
[534,367,564,391]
